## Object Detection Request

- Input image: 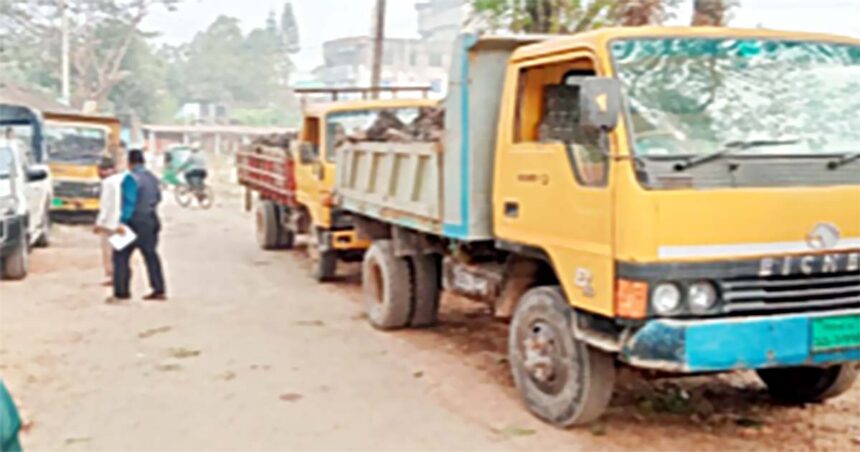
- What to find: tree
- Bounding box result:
[691,0,736,26]
[470,0,681,33]
[0,0,180,109]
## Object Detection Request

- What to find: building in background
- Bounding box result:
[311,0,465,98]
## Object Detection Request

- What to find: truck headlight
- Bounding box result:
[688,282,718,313]
[652,283,681,315]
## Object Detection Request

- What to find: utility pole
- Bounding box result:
[370,0,386,99]
[59,0,71,104]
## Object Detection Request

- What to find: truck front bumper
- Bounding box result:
[51,197,100,213]
[620,309,860,372]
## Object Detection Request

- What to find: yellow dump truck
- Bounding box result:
[246,88,437,281]
[334,28,860,426]
[44,112,121,217]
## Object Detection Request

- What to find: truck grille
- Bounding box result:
[54,181,100,199]
[720,271,860,315]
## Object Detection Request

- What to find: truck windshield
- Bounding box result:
[45,124,108,164]
[611,38,860,159]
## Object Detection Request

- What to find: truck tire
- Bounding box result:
[33,206,51,248]
[363,240,413,330]
[311,250,337,282]
[509,286,616,427]
[757,363,859,403]
[408,254,441,327]
[275,209,295,250]
[2,237,28,281]
[256,200,280,250]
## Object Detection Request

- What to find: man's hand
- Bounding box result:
[115,225,126,235]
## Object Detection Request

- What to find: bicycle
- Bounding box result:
[175,180,214,210]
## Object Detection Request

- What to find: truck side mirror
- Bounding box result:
[26,165,49,182]
[579,77,622,131]
[299,142,318,165]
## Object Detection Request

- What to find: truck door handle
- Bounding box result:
[504,201,519,218]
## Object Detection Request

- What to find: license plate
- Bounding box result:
[51,198,65,207]
[811,315,860,352]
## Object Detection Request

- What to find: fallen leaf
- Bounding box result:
[168,348,201,359]
[279,393,303,402]
[735,416,764,428]
[156,363,182,372]
[497,426,536,437]
[413,371,424,378]
[217,371,236,381]
[294,320,325,327]
[64,437,92,445]
[138,326,172,339]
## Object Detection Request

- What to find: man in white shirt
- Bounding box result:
[93,156,124,285]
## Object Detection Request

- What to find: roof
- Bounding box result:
[511,26,860,62]
[0,82,80,115]
[302,98,441,118]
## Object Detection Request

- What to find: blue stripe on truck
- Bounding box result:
[442,34,479,240]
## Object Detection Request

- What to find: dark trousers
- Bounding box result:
[113,215,166,298]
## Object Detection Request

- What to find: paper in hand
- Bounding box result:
[109,226,137,251]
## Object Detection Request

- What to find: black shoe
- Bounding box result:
[143,293,167,302]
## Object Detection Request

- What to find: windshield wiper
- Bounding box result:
[674,139,801,171]
[827,152,860,170]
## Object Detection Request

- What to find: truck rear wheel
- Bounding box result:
[256,200,281,250]
[2,236,28,281]
[408,254,440,327]
[757,363,859,403]
[363,240,413,330]
[509,286,616,427]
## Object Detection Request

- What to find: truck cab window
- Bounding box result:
[301,117,321,160]
[514,59,608,187]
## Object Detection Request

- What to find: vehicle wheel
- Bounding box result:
[175,185,192,207]
[276,223,296,250]
[509,286,616,427]
[198,186,214,210]
[255,200,281,250]
[408,253,441,327]
[33,207,51,248]
[311,249,337,282]
[1,235,29,280]
[757,363,859,403]
[363,240,413,330]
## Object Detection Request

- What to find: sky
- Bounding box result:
[144,0,860,78]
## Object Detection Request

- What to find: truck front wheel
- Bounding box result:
[2,236,29,280]
[757,363,859,403]
[509,286,616,427]
[363,240,412,330]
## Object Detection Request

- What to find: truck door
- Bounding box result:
[295,116,324,226]
[493,52,616,317]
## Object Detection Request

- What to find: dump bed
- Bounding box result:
[237,134,297,206]
[336,34,549,240]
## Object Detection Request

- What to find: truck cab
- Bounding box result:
[335,28,860,427]
[44,113,121,219]
[294,97,438,281]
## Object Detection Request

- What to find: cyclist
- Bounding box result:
[181,143,208,192]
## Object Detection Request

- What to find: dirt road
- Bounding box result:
[1,181,858,450]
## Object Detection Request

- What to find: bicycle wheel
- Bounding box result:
[198,186,214,210]
[175,185,193,207]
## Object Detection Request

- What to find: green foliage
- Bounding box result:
[470,0,719,33]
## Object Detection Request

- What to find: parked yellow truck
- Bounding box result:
[44,112,121,218]
[335,28,860,426]
[249,89,437,281]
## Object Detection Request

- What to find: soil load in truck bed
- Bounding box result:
[237,133,298,206]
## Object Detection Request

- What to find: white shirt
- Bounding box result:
[96,172,125,231]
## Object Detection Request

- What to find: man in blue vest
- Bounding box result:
[109,149,167,303]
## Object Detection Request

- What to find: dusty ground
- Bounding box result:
[1,168,858,451]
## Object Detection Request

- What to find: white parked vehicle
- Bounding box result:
[0,142,52,280]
